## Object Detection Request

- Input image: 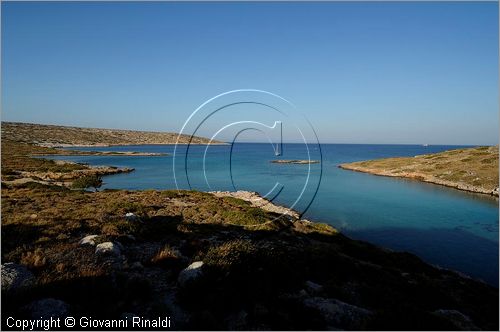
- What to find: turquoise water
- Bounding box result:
[48,144,499,286]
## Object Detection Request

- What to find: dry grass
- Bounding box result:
[150,245,180,266]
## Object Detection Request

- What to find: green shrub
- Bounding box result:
[160,190,180,198]
[221,207,268,225]
[72,175,103,191]
[222,196,251,207]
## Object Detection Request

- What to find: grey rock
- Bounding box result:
[28,298,69,319]
[305,280,323,294]
[433,309,479,330]
[1,263,35,291]
[125,212,140,222]
[79,235,98,246]
[178,261,204,286]
[303,297,372,330]
[95,242,121,256]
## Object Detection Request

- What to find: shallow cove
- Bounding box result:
[47,143,499,286]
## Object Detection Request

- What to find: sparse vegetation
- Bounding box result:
[2,121,223,146]
[71,175,103,191]
[340,146,499,196]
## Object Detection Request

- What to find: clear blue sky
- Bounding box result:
[2,2,498,145]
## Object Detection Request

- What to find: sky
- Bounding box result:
[1,2,498,145]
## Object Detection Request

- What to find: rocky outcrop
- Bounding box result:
[20,165,134,182]
[1,263,35,291]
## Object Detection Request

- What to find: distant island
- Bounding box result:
[339,146,499,197]
[271,159,320,164]
[1,122,225,147]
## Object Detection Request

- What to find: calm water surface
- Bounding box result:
[48,144,499,286]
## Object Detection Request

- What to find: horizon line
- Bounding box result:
[1,120,496,147]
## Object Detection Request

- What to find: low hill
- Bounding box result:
[339,146,499,196]
[1,121,223,146]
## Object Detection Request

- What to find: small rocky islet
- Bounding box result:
[271,159,320,164]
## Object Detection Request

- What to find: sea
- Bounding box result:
[46,143,499,286]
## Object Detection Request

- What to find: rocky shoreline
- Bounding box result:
[339,163,499,197]
[339,146,499,197]
[210,190,301,219]
[44,150,168,156]
[2,159,134,188]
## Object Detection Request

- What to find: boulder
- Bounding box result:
[125,212,140,222]
[95,242,121,256]
[303,297,372,330]
[28,298,69,319]
[1,263,35,291]
[178,261,204,287]
[79,235,98,246]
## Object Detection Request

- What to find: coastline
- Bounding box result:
[339,163,500,197]
[38,142,229,148]
[339,146,499,198]
[210,190,301,219]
